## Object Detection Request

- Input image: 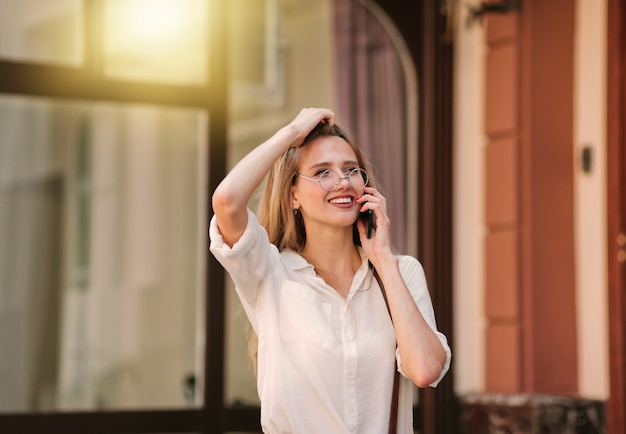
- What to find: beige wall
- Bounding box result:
[574,0,609,399]
[452,5,486,395]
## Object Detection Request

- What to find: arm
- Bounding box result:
[373,255,448,387]
[212,108,335,247]
[357,188,448,387]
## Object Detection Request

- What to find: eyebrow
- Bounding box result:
[307,160,360,170]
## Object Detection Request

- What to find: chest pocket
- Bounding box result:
[279,281,333,350]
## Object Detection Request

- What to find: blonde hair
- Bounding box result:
[248,122,379,371]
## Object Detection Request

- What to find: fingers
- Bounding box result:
[290,108,335,143]
[358,189,396,259]
[357,187,386,214]
[357,187,389,234]
[298,107,335,124]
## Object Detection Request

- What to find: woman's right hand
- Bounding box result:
[285,107,336,147]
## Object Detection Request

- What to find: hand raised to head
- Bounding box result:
[287,108,336,146]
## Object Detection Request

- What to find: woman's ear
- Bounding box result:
[290,188,300,211]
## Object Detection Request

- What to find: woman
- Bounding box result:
[210,107,450,433]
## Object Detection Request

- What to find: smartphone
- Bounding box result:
[361,209,374,238]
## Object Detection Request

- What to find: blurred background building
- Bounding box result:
[0,0,623,433]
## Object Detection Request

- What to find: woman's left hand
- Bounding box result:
[356,187,393,263]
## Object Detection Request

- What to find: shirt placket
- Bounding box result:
[341,300,359,433]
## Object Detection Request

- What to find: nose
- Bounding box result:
[335,175,351,190]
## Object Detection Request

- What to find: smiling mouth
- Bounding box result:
[329,197,353,204]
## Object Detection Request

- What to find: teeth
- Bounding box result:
[330,197,352,204]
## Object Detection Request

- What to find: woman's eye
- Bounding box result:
[316,169,331,177]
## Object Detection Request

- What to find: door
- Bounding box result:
[606,0,626,432]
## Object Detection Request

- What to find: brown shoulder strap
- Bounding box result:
[372,266,400,434]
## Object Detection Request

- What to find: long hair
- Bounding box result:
[257,121,378,252]
[247,122,379,372]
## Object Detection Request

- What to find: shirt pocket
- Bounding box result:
[278,281,333,350]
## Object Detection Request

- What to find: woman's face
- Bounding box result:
[291,136,365,232]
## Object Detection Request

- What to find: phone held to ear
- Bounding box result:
[361,209,374,239]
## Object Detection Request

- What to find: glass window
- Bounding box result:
[228,0,285,108]
[103,0,208,85]
[0,95,208,412]
[0,0,82,66]
[229,0,267,85]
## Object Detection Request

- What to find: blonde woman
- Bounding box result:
[210,107,450,433]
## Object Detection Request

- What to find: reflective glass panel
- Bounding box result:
[103,0,208,85]
[0,0,82,65]
[0,95,207,411]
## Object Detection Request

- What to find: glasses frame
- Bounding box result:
[296,167,369,192]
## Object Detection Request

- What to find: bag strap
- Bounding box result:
[372,265,400,434]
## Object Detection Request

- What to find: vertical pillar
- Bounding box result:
[484,0,578,395]
[484,9,523,393]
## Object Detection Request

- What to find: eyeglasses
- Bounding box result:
[296,168,369,192]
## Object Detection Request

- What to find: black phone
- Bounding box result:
[361,209,374,238]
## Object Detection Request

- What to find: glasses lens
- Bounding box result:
[319,170,338,191]
[349,168,368,190]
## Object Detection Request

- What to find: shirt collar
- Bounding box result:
[281,249,315,273]
[281,247,374,292]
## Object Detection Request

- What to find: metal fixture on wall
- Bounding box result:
[467,0,521,27]
[439,0,521,41]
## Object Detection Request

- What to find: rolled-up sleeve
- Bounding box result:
[209,209,271,308]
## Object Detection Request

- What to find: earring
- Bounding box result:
[293,208,299,216]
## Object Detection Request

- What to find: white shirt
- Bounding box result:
[209,209,451,434]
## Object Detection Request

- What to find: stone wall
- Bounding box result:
[459,394,605,433]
